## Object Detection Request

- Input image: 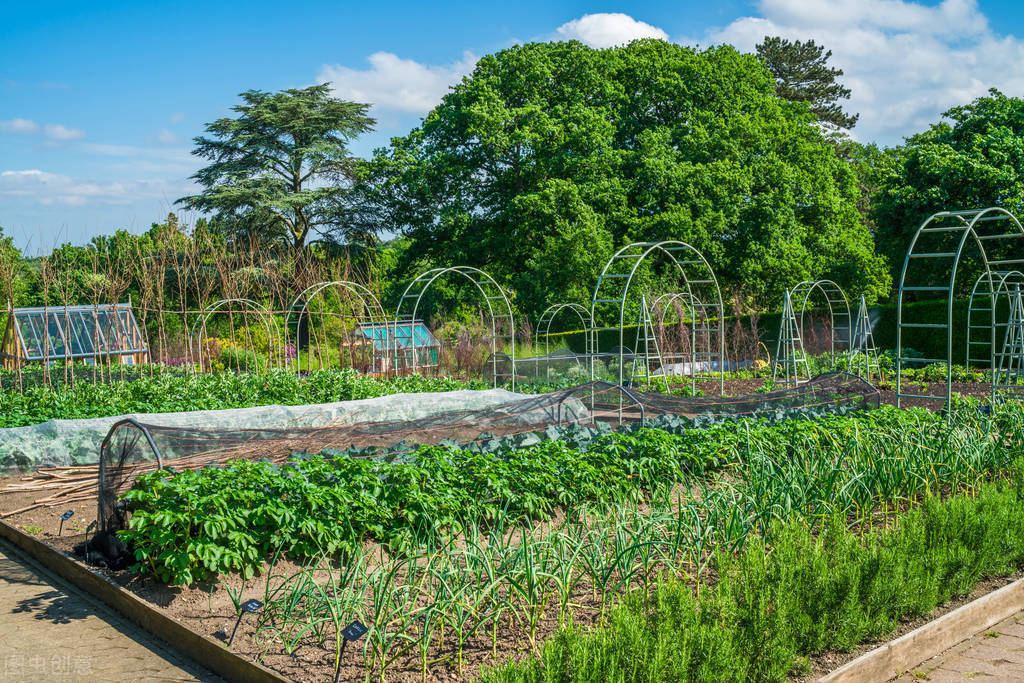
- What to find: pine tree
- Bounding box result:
[756,36,859,130]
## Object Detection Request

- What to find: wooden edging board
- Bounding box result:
[820,576,1024,682]
[0,519,286,683]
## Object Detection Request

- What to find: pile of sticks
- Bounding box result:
[0,446,299,519]
[0,465,101,518]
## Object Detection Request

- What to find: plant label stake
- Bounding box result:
[227,599,263,646]
[58,510,74,536]
[333,620,367,683]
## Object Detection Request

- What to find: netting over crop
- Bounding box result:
[95,372,879,546]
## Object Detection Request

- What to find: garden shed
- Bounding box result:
[0,303,148,369]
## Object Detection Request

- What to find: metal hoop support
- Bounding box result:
[189,298,280,373]
[393,266,515,389]
[649,291,720,392]
[537,303,592,356]
[285,281,388,375]
[589,241,725,397]
[534,303,592,385]
[966,270,1024,391]
[897,207,1024,409]
[788,280,853,354]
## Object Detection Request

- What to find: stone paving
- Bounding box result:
[896,610,1024,682]
[0,541,218,682]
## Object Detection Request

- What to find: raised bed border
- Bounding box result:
[820,576,1024,682]
[0,518,286,683]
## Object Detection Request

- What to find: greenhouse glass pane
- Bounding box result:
[16,314,44,358]
[118,309,145,351]
[413,325,436,346]
[96,310,119,352]
[70,312,99,356]
[45,313,68,357]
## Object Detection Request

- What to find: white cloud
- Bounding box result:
[156,128,177,144]
[704,0,1024,145]
[169,112,186,124]
[83,142,192,162]
[43,123,85,140]
[317,51,478,115]
[0,118,41,134]
[1,119,86,140]
[0,169,181,207]
[556,13,668,48]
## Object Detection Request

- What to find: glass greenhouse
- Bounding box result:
[1,304,148,369]
[357,320,440,371]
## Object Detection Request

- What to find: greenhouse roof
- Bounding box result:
[3,304,147,361]
[357,321,439,350]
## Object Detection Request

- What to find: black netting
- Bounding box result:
[94,418,161,566]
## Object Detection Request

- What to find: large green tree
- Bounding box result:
[756,36,858,130]
[873,89,1024,286]
[178,84,375,249]
[370,39,888,317]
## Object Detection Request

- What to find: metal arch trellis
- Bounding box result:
[589,241,725,397]
[788,280,853,356]
[190,298,281,373]
[537,303,592,357]
[285,281,389,375]
[534,303,592,385]
[649,291,719,393]
[393,266,515,389]
[966,269,1024,387]
[897,207,1024,410]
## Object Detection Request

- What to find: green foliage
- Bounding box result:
[0,368,484,428]
[873,89,1024,287]
[484,471,1024,682]
[177,84,376,249]
[120,426,723,584]
[371,39,889,316]
[756,36,859,130]
[118,403,1018,586]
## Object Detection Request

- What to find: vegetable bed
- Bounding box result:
[83,399,1024,682]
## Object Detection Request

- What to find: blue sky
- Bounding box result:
[2,0,1023,252]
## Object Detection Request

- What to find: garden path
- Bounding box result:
[0,540,217,682]
[896,609,1024,682]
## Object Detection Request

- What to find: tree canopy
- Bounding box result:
[756,36,858,131]
[872,89,1024,284]
[369,39,888,317]
[177,84,375,249]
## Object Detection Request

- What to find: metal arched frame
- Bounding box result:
[897,207,1024,409]
[190,298,281,373]
[394,266,515,389]
[788,280,853,356]
[589,241,725,395]
[966,270,1024,388]
[285,281,388,375]
[537,303,593,356]
[649,291,719,390]
[535,303,592,385]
